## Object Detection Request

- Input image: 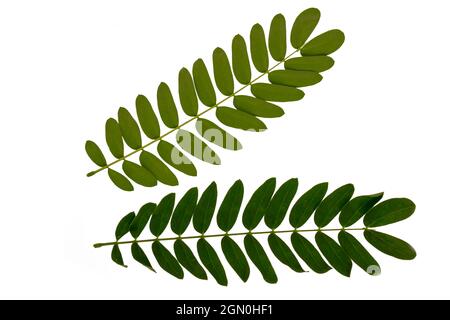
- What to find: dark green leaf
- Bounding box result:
[108,169,134,192]
[130,202,156,239]
[85,140,107,167]
[244,234,277,284]
[157,82,179,128]
[290,8,321,48]
[291,232,331,274]
[111,245,127,268]
[197,238,228,286]
[176,129,221,165]
[171,187,198,235]
[174,239,207,280]
[268,70,322,87]
[338,231,380,275]
[122,160,157,187]
[289,182,328,228]
[232,34,251,85]
[139,151,179,186]
[301,29,345,56]
[264,178,299,229]
[152,241,184,279]
[233,95,284,118]
[217,180,244,232]
[251,83,304,102]
[115,212,135,240]
[135,94,160,139]
[269,14,286,61]
[193,182,218,234]
[314,184,354,228]
[315,232,352,277]
[157,140,197,176]
[221,236,250,282]
[364,198,416,228]
[268,234,304,272]
[178,68,198,116]
[285,56,335,72]
[250,23,269,72]
[117,107,142,149]
[364,230,416,260]
[196,118,242,151]
[216,107,267,131]
[131,243,154,271]
[212,48,234,96]
[242,178,276,230]
[339,193,384,227]
[105,118,124,158]
[150,193,176,237]
[192,59,216,107]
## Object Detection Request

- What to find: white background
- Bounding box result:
[1,0,449,299]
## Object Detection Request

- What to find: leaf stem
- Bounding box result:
[93,227,367,248]
[87,49,301,177]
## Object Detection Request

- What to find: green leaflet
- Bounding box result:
[115,212,135,240]
[244,235,277,284]
[315,232,352,277]
[364,230,416,260]
[178,68,198,116]
[85,140,106,167]
[118,107,142,150]
[242,178,276,230]
[157,140,197,176]
[105,118,124,159]
[111,245,127,268]
[314,184,354,228]
[149,193,176,237]
[268,234,304,273]
[251,83,305,102]
[174,239,207,280]
[338,231,380,275]
[250,24,269,72]
[216,107,267,131]
[108,169,133,192]
[291,232,331,274]
[269,14,286,61]
[197,238,228,286]
[176,129,221,165]
[131,243,154,271]
[301,29,345,56]
[193,182,218,234]
[290,182,328,228]
[221,236,250,282]
[285,56,335,72]
[157,82,179,128]
[340,193,384,227]
[290,8,320,49]
[192,59,216,107]
[195,118,242,151]
[213,47,234,96]
[152,241,184,279]
[264,178,299,229]
[130,202,156,239]
[269,70,322,87]
[135,94,160,139]
[233,95,284,118]
[232,34,251,85]
[170,187,198,235]
[217,180,244,232]
[122,160,157,187]
[364,198,416,227]
[139,151,179,186]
